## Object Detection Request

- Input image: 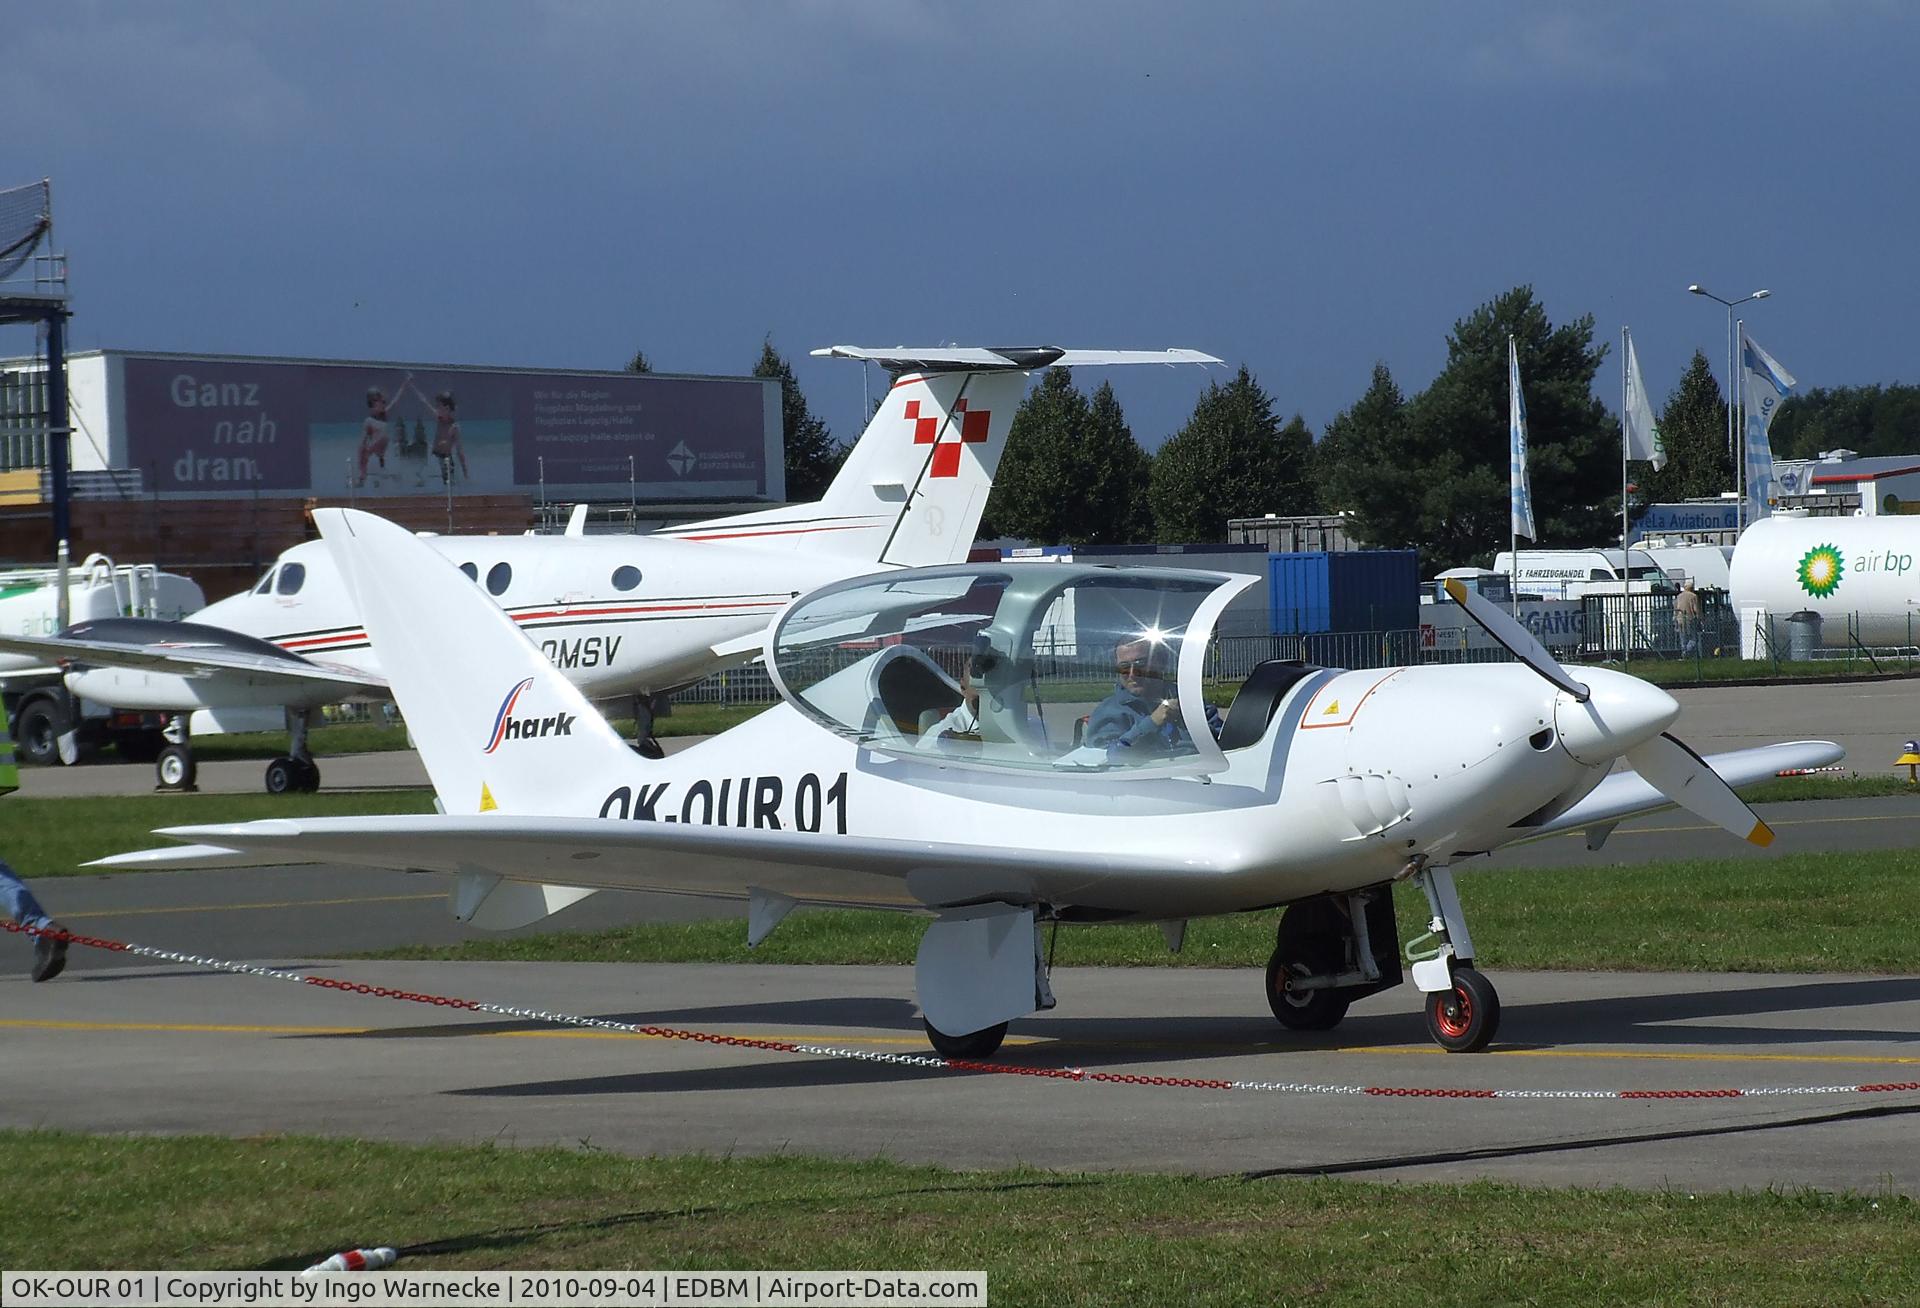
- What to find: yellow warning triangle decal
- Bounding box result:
[1322,700,1341,716]
[478,783,498,813]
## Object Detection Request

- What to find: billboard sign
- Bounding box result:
[118,354,780,501]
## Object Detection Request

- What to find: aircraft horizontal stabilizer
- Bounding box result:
[91,814,1223,913]
[0,632,385,694]
[809,346,1222,371]
[1516,740,1842,844]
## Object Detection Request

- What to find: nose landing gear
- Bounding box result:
[1406,863,1500,1053]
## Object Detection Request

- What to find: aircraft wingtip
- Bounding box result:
[1748,821,1776,848]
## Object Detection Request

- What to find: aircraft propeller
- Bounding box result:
[1442,578,1773,846]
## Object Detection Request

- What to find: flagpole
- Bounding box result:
[1735,318,1745,532]
[1621,326,1630,665]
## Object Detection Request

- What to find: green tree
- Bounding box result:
[980,371,1153,543]
[1148,365,1312,543]
[1416,287,1615,567]
[753,336,844,503]
[1644,351,1733,502]
[1770,383,1920,461]
[1318,363,1421,546]
[625,350,652,374]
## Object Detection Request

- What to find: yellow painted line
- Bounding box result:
[0,1018,1038,1048]
[1340,1044,1920,1067]
[0,1018,368,1036]
[61,892,445,919]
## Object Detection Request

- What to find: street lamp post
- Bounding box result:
[1687,284,1770,527]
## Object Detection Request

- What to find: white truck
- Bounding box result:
[1491,547,1678,600]
[1,554,205,765]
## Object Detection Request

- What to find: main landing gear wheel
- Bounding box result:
[1265,940,1351,1031]
[265,757,323,794]
[156,744,197,791]
[922,1019,1008,1061]
[1424,966,1500,1053]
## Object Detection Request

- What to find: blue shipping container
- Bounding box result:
[1268,550,1420,635]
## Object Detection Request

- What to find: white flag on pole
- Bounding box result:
[1623,331,1666,471]
[1741,328,1796,523]
[1509,336,1536,540]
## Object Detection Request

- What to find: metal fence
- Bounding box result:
[670,597,1920,709]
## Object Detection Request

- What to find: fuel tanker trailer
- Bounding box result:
[1729,514,1920,649]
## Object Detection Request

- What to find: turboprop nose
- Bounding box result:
[1554,667,1680,766]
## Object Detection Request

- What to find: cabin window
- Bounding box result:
[612,565,642,592]
[486,562,512,596]
[276,563,306,596]
[459,562,478,582]
[253,568,276,595]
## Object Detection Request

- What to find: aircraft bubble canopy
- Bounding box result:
[768,563,1257,777]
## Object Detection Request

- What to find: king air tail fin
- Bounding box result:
[656,346,1220,568]
[313,508,642,818]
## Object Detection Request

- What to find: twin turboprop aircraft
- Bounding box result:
[1,346,1216,793]
[102,509,1843,1056]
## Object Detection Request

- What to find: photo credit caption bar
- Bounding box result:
[1,1271,989,1307]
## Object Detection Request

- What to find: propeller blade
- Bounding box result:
[1443,577,1589,702]
[1624,732,1775,847]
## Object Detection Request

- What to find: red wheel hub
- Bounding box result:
[1434,985,1473,1039]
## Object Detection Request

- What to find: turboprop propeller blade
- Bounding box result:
[1443,577,1589,701]
[1624,732,1775,847]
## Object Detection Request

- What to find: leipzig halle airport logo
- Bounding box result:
[1796,544,1844,599]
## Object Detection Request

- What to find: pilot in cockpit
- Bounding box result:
[917,647,987,750]
[1084,637,1221,762]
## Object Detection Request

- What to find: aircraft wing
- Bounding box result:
[0,633,386,694]
[1508,740,1844,846]
[92,814,1220,912]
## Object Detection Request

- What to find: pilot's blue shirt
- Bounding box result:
[1085,684,1221,759]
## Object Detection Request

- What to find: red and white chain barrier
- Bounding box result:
[10,920,1920,1103]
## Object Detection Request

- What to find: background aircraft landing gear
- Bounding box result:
[154,715,197,791]
[265,707,322,794]
[1407,864,1501,1053]
[630,693,666,759]
[922,1018,1007,1060]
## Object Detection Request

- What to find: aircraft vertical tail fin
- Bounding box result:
[655,347,1220,568]
[313,508,641,816]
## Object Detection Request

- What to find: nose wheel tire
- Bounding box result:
[1265,942,1351,1031]
[1424,966,1500,1053]
[922,1019,1008,1061]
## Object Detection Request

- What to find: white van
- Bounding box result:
[1492,548,1676,601]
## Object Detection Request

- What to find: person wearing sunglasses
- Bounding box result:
[1083,636,1219,762]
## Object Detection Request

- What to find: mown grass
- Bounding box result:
[359,848,1920,974]
[1587,656,1920,686]
[4,1131,1915,1299]
[3,792,437,879]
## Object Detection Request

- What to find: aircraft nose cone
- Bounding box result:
[1554,667,1680,766]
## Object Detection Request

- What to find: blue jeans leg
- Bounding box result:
[0,859,52,930]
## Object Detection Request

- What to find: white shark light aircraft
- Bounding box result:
[3,346,1216,793]
[101,509,1842,1057]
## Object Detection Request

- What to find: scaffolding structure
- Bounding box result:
[0,178,71,550]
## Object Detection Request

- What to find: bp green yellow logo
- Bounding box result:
[1796,544,1844,598]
